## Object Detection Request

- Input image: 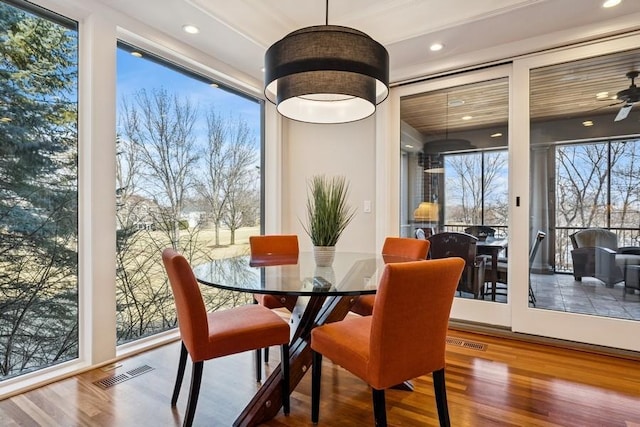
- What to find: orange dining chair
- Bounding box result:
[311,258,465,427]
[249,234,299,377]
[350,236,430,316]
[162,248,291,427]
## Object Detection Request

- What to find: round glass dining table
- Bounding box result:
[191,251,419,427]
[192,251,413,297]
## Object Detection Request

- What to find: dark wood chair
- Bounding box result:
[427,232,486,299]
[488,231,545,306]
[464,226,496,241]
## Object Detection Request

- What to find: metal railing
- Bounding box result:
[443,224,640,273]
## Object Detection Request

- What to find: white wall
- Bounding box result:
[280,119,377,253]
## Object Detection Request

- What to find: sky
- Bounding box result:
[116,47,261,146]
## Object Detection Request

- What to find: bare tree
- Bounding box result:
[610,141,640,229]
[556,143,609,228]
[120,88,200,247]
[115,89,202,343]
[197,109,231,246]
[445,151,507,225]
[198,111,259,245]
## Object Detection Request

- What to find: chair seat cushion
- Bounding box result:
[254,293,287,309]
[350,295,375,316]
[311,316,371,382]
[615,254,640,268]
[199,304,290,361]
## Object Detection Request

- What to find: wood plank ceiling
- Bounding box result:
[400,48,640,138]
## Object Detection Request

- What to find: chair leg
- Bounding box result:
[372,388,387,427]
[183,361,203,427]
[281,343,290,415]
[264,346,270,363]
[255,349,262,382]
[172,342,188,406]
[253,297,262,381]
[432,368,451,427]
[528,283,536,306]
[311,351,322,423]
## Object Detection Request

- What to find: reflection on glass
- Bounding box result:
[400,78,509,303]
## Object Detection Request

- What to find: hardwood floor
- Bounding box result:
[2,329,640,426]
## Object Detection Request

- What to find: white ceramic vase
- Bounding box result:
[313,246,336,267]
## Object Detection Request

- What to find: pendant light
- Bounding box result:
[264,0,389,124]
[423,93,472,153]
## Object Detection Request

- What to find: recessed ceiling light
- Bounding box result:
[602,0,622,8]
[490,132,503,138]
[595,91,609,99]
[130,51,142,58]
[430,43,444,52]
[462,115,473,120]
[582,120,594,127]
[405,144,414,149]
[447,99,465,107]
[182,24,200,34]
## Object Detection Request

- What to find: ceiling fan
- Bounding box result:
[613,70,639,122]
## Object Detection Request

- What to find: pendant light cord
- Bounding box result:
[325,0,329,25]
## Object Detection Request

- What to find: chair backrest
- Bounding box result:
[570,228,617,250]
[415,227,434,239]
[249,235,299,256]
[427,232,478,267]
[368,258,465,389]
[381,237,430,260]
[529,230,546,266]
[464,226,496,239]
[162,248,209,361]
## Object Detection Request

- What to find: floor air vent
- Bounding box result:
[94,364,154,389]
[446,337,487,351]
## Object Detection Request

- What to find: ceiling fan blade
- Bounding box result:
[614,103,633,122]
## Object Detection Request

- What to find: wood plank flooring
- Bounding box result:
[2,328,640,426]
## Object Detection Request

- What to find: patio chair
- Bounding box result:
[569,228,640,287]
[464,226,496,241]
[427,232,486,299]
[488,230,545,306]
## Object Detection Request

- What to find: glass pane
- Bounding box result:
[400,78,509,302]
[0,1,78,379]
[116,44,262,344]
[530,48,640,319]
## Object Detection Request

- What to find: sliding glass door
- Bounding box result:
[394,34,640,352]
[395,66,512,327]
[512,33,640,352]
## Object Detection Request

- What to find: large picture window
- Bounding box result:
[115,43,262,344]
[555,139,640,272]
[0,0,78,379]
[444,150,508,233]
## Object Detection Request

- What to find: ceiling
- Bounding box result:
[89,0,640,140]
[93,0,640,85]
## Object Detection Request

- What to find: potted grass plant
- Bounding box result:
[302,175,357,266]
